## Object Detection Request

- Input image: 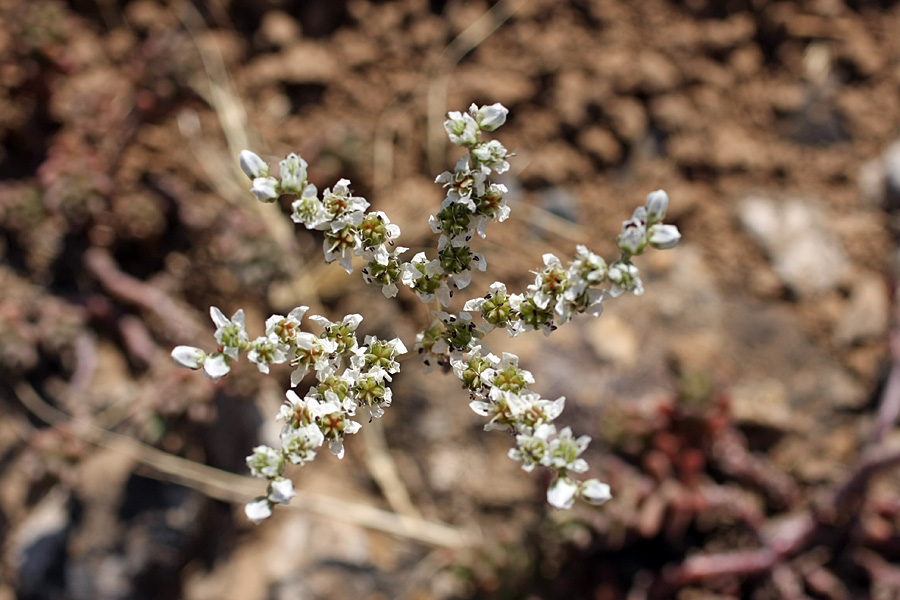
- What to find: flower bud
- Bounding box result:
[279,153,308,195]
[648,223,681,250]
[171,346,205,370]
[203,353,231,382]
[617,218,646,255]
[580,479,612,505]
[547,477,579,509]
[645,189,669,224]
[267,477,296,505]
[245,497,273,524]
[251,177,279,202]
[472,103,509,131]
[444,111,479,146]
[239,150,269,179]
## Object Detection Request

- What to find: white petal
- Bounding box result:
[547,477,579,510]
[251,176,279,202]
[245,497,273,524]
[343,314,363,330]
[476,103,508,131]
[581,480,612,505]
[329,439,345,459]
[210,306,229,328]
[288,306,310,321]
[290,366,309,387]
[268,477,296,505]
[203,354,231,381]
[645,189,669,223]
[171,346,205,369]
[239,150,268,179]
[648,224,681,250]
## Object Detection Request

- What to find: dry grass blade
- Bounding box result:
[15,382,480,548]
[426,0,527,171]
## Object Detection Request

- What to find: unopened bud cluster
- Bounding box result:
[172,103,680,521]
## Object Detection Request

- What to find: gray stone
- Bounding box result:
[738,195,852,298]
[858,140,900,212]
[834,274,890,346]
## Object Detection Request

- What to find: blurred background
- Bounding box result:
[2,0,900,598]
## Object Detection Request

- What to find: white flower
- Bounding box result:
[322,178,370,218]
[267,477,296,505]
[400,252,451,306]
[647,223,681,250]
[279,153,309,195]
[509,423,555,471]
[246,445,285,479]
[171,345,205,370]
[443,111,479,146]
[211,307,248,360]
[436,157,486,211]
[245,497,273,524]
[357,211,401,261]
[471,103,508,131]
[569,245,608,285]
[310,313,362,334]
[265,306,309,343]
[556,288,605,323]
[489,388,564,429]
[328,418,361,459]
[322,224,361,274]
[480,353,535,392]
[528,253,567,311]
[474,183,510,236]
[472,139,510,174]
[251,176,279,202]
[463,297,485,313]
[291,185,328,228]
[290,334,339,386]
[474,388,561,432]
[247,335,289,374]
[351,335,406,379]
[645,189,669,224]
[547,427,591,473]
[239,150,269,179]
[580,479,612,505]
[281,423,325,464]
[403,251,436,276]
[608,261,643,297]
[617,216,647,256]
[547,477,579,510]
[203,353,231,381]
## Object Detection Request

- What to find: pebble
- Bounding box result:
[7,487,72,597]
[833,273,889,346]
[738,195,852,298]
[859,140,900,212]
[729,378,802,432]
[585,314,639,368]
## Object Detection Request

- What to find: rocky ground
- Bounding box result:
[2,0,900,598]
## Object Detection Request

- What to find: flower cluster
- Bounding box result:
[173,306,405,523]
[173,103,681,522]
[412,190,680,506]
[425,104,512,303]
[438,344,608,508]
[241,150,404,292]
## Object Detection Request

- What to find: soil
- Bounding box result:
[2,0,900,598]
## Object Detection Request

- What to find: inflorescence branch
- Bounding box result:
[171,103,681,522]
